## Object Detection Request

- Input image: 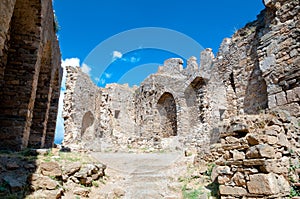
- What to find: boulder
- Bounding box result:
[73,187,90,197]
[63,162,81,176]
[3,175,24,193]
[30,174,59,191]
[31,189,63,199]
[40,162,61,177]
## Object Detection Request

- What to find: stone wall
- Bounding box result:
[63,67,137,151]
[211,0,299,120]
[201,110,299,198]
[63,56,213,152]
[0,0,62,150]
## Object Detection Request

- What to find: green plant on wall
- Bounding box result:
[54,13,60,33]
[290,185,300,198]
[205,163,216,179]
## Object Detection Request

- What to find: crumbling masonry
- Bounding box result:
[0,0,62,150]
[64,0,299,152]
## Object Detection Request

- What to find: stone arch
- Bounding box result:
[244,67,268,114]
[29,42,52,148]
[81,111,95,138]
[44,68,61,148]
[184,77,207,130]
[157,92,177,137]
[0,0,42,150]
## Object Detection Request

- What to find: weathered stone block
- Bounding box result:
[268,94,277,108]
[287,88,299,103]
[232,172,246,187]
[260,55,276,73]
[231,150,245,161]
[246,144,275,159]
[218,175,231,185]
[219,185,247,195]
[243,159,266,166]
[216,166,232,175]
[246,134,260,146]
[247,173,279,195]
[277,133,290,148]
[275,92,287,106]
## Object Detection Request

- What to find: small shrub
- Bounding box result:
[182,184,203,199]
[92,181,99,187]
[205,163,216,178]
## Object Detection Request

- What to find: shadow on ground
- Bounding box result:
[0,149,39,198]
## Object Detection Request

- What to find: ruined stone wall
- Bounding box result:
[133,57,211,151]
[63,66,99,150]
[63,67,137,151]
[63,0,299,157]
[211,0,299,120]
[63,57,213,152]
[198,0,300,197]
[0,0,62,150]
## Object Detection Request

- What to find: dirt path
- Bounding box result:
[90,152,189,199]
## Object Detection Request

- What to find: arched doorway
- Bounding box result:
[244,67,268,114]
[29,42,52,148]
[81,111,95,138]
[184,77,207,131]
[157,92,177,137]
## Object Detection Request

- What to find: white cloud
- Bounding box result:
[112,51,123,60]
[61,58,80,68]
[100,78,106,85]
[81,63,91,75]
[94,77,100,82]
[129,56,140,63]
[61,57,81,90]
[112,51,141,63]
[104,72,112,78]
[120,56,141,63]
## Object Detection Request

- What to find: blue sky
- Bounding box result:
[53,0,265,143]
[53,0,265,86]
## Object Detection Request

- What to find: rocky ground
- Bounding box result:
[0,148,218,199]
[3,112,299,199]
[90,152,214,199]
